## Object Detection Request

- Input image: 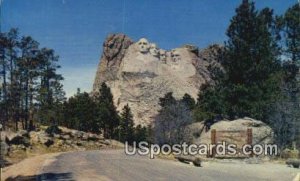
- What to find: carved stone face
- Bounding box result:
[137,38,150,53]
[171,50,181,62]
[149,43,159,57]
[159,50,166,62]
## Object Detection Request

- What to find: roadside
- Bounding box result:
[2,152,60,181]
[1,125,124,165]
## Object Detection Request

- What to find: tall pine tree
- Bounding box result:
[272,3,300,149]
[97,82,119,138]
[196,0,282,122]
[119,104,134,144]
[223,1,281,120]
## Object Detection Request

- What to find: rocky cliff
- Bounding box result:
[93,34,222,125]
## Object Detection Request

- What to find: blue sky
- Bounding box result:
[3,0,297,97]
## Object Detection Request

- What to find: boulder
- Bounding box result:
[53,134,61,139]
[17,130,29,137]
[76,141,84,146]
[286,159,300,168]
[4,131,19,143]
[56,140,65,146]
[82,133,89,140]
[41,138,54,147]
[7,134,23,144]
[88,133,99,141]
[58,126,74,136]
[100,140,111,145]
[37,132,54,147]
[0,131,7,141]
[175,155,201,167]
[65,140,73,145]
[4,131,30,147]
[61,135,71,140]
[29,131,39,143]
[189,117,273,145]
[0,141,9,156]
[71,130,84,139]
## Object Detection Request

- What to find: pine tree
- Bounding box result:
[97,82,119,138]
[119,104,134,144]
[194,84,227,121]
[0,28,65,131]
[155,93,193,144]
[18,36,40,130]
[195,0,282,122]
[6,29,20,130]
[134,125,147,143]
[159,92,176,108]
[284,4,300,64]
[223,1,282,120]
[0,32,8,128]
[180,93,196,110]
[36,48,65,125]
[63,92,99,132]
[273,3,300,148]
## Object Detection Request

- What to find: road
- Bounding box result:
[37,150,299,181]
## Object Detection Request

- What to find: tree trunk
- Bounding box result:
[1,52,7,129]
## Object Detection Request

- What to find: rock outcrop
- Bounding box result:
[1,126,122,159]
[93,34,222,125]
[93,34,134,89]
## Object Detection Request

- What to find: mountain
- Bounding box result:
[93,34,222,125]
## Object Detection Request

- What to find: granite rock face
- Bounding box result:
[93,34,134,90]
[93,34,222,125]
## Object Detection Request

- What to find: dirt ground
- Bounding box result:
[2,153,60,181]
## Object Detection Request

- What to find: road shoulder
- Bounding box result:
[2,153,60,181]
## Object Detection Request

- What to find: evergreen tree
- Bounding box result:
[271,3,300,149]
[0,31,9,128]
[97,82,119,138]
[63,92,99,132]
[195,0,282,122]
[180,93,196,110]
[145,125,154,144]
[159,92,176,108]
[119,104,134,144]
[283,3,300,131]
[134,124,147,143]
[18,36,40,130]
[6,29,20,130]
[194,84,227,121]
[0,28,65,131]
[223,1,281,120]
[36,48,65,125]
[155,93,193,144]
[283,4,300,64]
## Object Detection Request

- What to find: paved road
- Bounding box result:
[37,150,299,181]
